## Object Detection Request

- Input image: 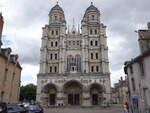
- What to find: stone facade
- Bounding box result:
[0,13,22,103]
[37,3,111,107]
[124,23,150,113]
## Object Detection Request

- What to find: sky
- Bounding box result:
[0,0,150,86]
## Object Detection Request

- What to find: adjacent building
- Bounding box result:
[124,22,150,113]
[111,77,129,105]
[37,2,111,107]
[0,13,22,103]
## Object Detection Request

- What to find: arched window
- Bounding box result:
[51,42,53,47]
[55,41,58,47]
[52,30,54,35]
[56,30,58,35]
[54,66,57,73]
[73,41,75,45]
[75,55,81,72]
[91,66,94,72]
[55,54,57,60]
[96,53,98,59]
[90,29,93,35]
[90,41,93,46]
[92,15,95,20]
[50,54,53,60]
[55,16,58,20]
[96,66,99,72]
[95,41,98,46]
[50,66,52,73]
[95,29,97,34]
[91,53,93,59]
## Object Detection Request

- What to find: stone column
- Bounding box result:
[56,86,64,106]
[81,87,91,107]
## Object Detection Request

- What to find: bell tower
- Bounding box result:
[39,3,67,74]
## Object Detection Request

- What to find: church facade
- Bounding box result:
[36,3,111,107]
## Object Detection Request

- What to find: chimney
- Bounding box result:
[148,22,150,31]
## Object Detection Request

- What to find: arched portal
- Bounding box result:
[64,80,82,105]
[43,84,57,106]
[89,83,103,105]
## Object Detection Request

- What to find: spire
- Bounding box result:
[72,18,76,34]
[68,25,70,34]
[78,24,80,34]
[91,0,94,5]
[56,0,59,5]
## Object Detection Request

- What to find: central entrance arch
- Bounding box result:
[64,80,82,106]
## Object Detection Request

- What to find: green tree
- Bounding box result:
[20,84,37,102]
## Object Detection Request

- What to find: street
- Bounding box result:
[44,106,123,113]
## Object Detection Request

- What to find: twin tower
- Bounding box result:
[37,2,111,107]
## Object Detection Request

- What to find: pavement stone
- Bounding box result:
[44,106,123,113]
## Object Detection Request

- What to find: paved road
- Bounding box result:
[44,107,123,113]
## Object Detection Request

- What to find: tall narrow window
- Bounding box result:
[96,53,98,59]
[50,54,53,60]
[91,53,94,59]
[91,66,94,72]
[139,62,144,75]
[130,66,133,74]
[54,66,57,73]
[52,30,54,35]
[90,41,93,46]
[50,66,52,73]
[73,41,75,45]
[12,72,15,81]
[56,30,58,35]
[55,54,57,60]
[77,41,80,45]
[55,16,57,20]
[95,41,98,46]
[95,29,97,34]
[3,68,8,82]
[131,78,136,91]
[69,41,71,45]
[96,66,99,72]
[51,42,53,47]
[55,41,58,47]
[92,15,95,20]
[90,29,93,35]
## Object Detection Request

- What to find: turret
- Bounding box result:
[82,2,100,25]
[49,3,66,25]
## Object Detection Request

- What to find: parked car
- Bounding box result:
[22,102,30,108]
[7,104,26,113]
[26,105,43,113]
[0,102,7,113]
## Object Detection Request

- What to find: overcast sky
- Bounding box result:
[0,0,150,86]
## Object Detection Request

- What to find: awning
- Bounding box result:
[131,96,139,99]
